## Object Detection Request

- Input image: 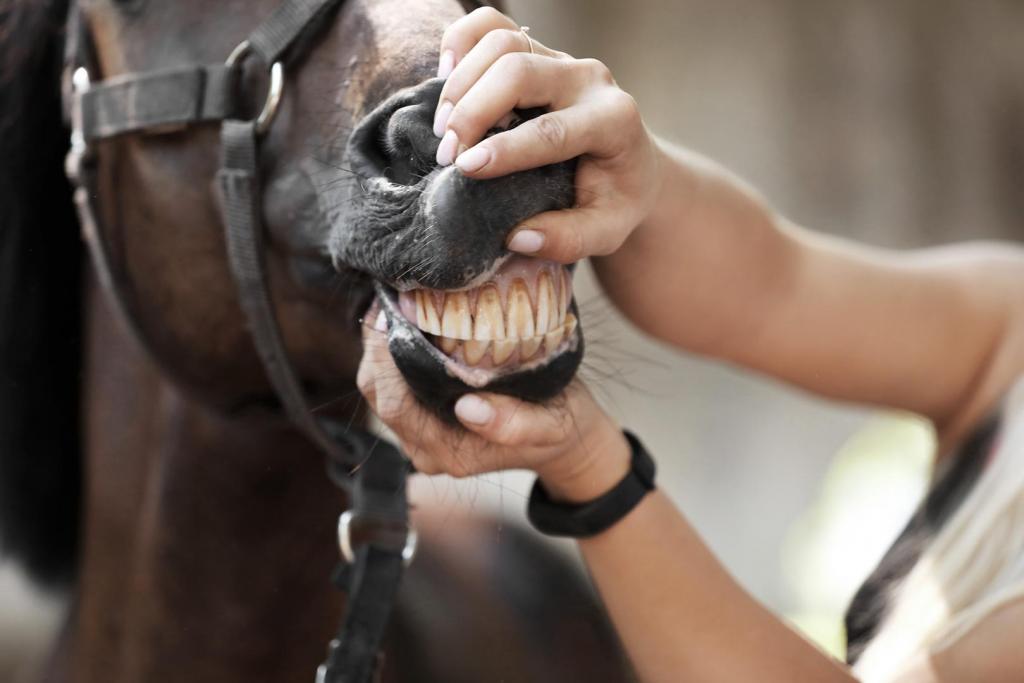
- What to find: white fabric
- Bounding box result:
[855,376,1024,682]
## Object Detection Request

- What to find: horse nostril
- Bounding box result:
[344,78,446,186]
[382,104,440,185]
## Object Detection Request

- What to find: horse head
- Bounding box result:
[0,5,629,680]
[79,0,582,420]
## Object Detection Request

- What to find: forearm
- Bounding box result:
[593,142,1024,445]
[578,489,855,683]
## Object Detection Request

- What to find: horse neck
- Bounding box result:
[63,274,347,683]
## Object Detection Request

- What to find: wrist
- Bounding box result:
[535,421,631,504]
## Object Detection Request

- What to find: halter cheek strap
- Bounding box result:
[62,2,415,681]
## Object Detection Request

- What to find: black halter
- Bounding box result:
[62,1,416,681]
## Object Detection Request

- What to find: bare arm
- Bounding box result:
[430,9,1024,449]
[594,143,1024,450]
[359,293,1023,683]
[552,432,857,683]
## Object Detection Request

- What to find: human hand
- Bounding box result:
[433,7,665,264]
[357,308,631,503]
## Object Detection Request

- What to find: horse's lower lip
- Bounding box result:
[395,257,574,369]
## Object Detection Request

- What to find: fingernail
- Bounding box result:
[437,50,455,79]
[433,100,453,138]
[455,394,494,425]
[374,310,388,332]
[455,145,491,173]
[507,229,545,254]
[436,129,459,166]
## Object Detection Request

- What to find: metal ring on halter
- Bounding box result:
[337,510,418,567]
[225,40,284,136]
[520,26,535,55]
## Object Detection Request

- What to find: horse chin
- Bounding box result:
[373,259,584,423]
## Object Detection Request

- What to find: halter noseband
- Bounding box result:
[63,2,415,681]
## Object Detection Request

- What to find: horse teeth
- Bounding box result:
[546,272,560,332]
[559,270,571,324]
[491,339,516,364]
[507,280,534,341]
[418,270,575,366]
[417,291,442,335]
[474,285,505,341]
[519,337,542,360]
[543,326,564,354]
[535,272,553,335]
[442,292,472,340]
[463,339,489,365]
[564,312,577,338]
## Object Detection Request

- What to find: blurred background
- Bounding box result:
[3,0,1022,679]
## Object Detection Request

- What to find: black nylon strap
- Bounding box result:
[527,430,656,538]
[81,64,238,141]
[247,0,347,65]
[216,119,352,464]
[321,547,405,683]
[69,0,345,142]
[217,119,411,683]
[320,435,410,683]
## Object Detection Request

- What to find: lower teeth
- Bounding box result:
[430,313,577,367]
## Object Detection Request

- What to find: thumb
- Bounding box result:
[506,206,633,264]
[453,392,570,447]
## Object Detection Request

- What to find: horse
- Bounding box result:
[0,0,627,681]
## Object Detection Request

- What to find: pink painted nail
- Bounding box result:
[455,146,491,173]
[437,50,455,79]
[433,100,453,138]
[455,394,494,425]
[507,229,545,254]
[436,129,459,166]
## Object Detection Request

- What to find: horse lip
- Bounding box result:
[375,282,458,373]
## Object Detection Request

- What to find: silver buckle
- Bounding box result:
[337,510,418,568]
[225,40,284,136]
[64,66,92,183]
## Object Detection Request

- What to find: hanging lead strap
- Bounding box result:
[318,434,414,683]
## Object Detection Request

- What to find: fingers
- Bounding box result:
[437,55,582,166]
[435,26,561,132]
[437,6,520,77]
[505,204,634,263]
[453,392,571,447]
[356,311,410,422]
[447,97,612,177]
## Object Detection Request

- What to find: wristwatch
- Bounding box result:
[527,430,656,538]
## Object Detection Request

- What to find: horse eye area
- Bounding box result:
[394,257,577,378]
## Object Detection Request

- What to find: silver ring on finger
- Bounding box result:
[520,26,535,55]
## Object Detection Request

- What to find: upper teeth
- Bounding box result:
[408,269,575,366]
[412,270,570,342]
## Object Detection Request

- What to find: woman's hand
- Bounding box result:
[433,7,666,264]
[357,310,631,502]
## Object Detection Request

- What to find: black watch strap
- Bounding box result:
[527,430,656,538]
